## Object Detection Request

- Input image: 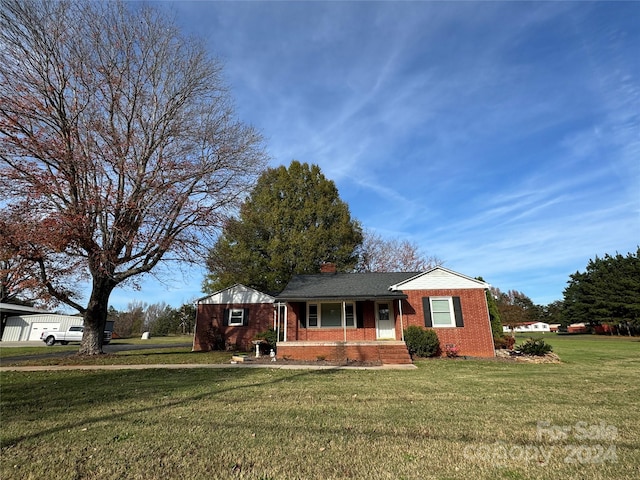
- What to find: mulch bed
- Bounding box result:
[494,349,561,363]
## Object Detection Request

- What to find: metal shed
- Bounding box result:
[1,314,84,342]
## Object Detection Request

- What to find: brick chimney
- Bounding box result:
[320,262,337,274]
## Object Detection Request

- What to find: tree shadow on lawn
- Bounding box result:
[0,367,340,448]
[2,366,490,452]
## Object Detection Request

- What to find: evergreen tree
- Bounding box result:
[540,300,564,326]
[563,248,640,334]
[477,277,504,339]
[204,161,363,293]
[486,290,504,339]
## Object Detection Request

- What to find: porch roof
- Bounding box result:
[276,272,417,301]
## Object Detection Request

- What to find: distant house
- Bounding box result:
[274,265,495,363]
[503,322,551,334]
[567,322,589,334]
[192,284,276,351]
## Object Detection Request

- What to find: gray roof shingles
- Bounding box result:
[276,272,419,301]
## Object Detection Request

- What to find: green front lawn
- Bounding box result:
[1,335,639,479]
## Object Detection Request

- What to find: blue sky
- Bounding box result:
[107,0,639,311]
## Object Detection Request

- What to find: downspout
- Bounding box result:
[399,299,405,342]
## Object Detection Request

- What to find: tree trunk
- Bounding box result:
[79,276,116,355]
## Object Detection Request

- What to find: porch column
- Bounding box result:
[274,303,280,343]
[284,303,288,342]
[398,299,405,341]
[342,301,347,342]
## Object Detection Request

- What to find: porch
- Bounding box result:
[275,340,412,365]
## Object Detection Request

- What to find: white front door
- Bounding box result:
[375,302,395,339]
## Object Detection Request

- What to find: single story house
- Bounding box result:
[503,321,551,333]
[567,322,589,334]
[275,265,496,363]
[192,284,277,352]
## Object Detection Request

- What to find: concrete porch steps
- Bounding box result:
[377,343,413,365]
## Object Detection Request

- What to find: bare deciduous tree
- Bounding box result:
[356,229,443,272]
[0,257,39,305]
[0,0,266,354]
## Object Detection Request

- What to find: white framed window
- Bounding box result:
[345,303,355,327]
[430,297,455,327]
[308,304,318,327]
[307,302,356,328]
[228,309,244,326]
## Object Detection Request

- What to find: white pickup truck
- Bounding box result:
[41,325,112,346]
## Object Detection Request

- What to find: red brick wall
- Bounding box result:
[282,290,495,358]
[277,343,382,362]
[401,289,495,357]
[193,303,274,351]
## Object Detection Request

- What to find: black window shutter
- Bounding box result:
[422,297,432,327]
[453,297,464,327]
[298,302,306,328]
[243,308,250,326]
[356,301,364,328]
[223,308,230,326]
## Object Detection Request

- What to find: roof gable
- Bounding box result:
[390,267,489,291]
[198,284,275,305]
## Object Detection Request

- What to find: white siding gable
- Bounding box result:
[199,284,274,305]
[390,267,489,291]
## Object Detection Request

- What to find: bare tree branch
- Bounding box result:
[356,229,443,272]
[0,0,266,354]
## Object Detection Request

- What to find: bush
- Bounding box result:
[515,338,553,356]
[404,326,440,358]
[255,328,278,352]
[205,326,225,351]
[444,344,459,358]
[494,335,516,350]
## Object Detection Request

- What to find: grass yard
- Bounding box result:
[1,335,639,479]
[0,348,232,366]
[0,335,203,366]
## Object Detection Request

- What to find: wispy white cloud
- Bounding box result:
[108,1,639,310]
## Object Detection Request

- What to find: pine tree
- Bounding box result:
[204,161,363,293]
[563,248,640,334]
